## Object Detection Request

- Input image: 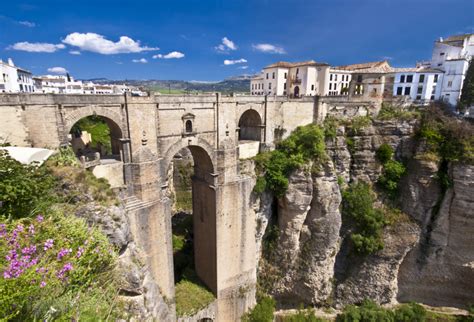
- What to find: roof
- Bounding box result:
[335,60,394,73]
[393,66,444,73]
[263,60,329,69]
[436,33,474,47]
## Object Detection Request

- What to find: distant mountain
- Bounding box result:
[80,76,253,94]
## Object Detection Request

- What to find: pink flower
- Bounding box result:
[28,224,35,235]
[36,215,44,223]
[57,248,72,260]
[40,281,46,288]
[76,247,84,258]
[44,239,54,251]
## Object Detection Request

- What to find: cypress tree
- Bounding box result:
[460,60,474,111]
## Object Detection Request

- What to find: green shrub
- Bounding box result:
[336,299,394,322]
[378,160,406,198]
[281,307,326,322]
[376,144,394,164]
[253,124,326,197]
[175,278,215,317]
[347,116,371,135]
[48,146,80,167]
[242,295,276,322]
[0,150,56,219]
[377,104,420,121]
[324,117,339,139]
[342,183,386,255]
[394,302,427,322]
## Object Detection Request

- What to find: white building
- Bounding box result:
[0,58,34,93]
[327,68,352,95]
[250,60,330,97]
[392,66,444,104]
[429,33,474,106]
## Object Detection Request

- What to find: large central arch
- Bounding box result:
[164,142,218,294]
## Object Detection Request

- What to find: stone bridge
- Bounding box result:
[0,93,378,321]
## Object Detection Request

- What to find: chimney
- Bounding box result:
[7,58,14,66]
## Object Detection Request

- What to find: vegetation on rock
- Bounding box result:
[0,148,122,320]
[242,295,276,322]
[342,182,386,255]
[460,60,474,111]
[71,115,112,154]
[376,103,420,121]
[254,124,326,197]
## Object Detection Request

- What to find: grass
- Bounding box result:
[175,190,192,211]
[175,274,215,317]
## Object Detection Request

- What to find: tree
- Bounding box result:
[460,60,474,112]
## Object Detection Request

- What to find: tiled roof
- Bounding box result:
[393,66,444,73]
[263,60,329,69]
[442,33,473,42]
[335,60,393,73]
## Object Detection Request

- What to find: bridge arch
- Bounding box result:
[238,109,263,142]
[63,106,126,137]
[164,139,218,294]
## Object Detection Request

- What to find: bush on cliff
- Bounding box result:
[254,124,326,197]
[242,295,276,322]
[342,182,385,255]
[336,300,429,322]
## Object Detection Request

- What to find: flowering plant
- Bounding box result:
[0,212,117,320]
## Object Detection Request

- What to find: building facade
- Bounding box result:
[250,60,330,97]
[429,34,474,106]
[392,66,444,104]
[0,59,34,93]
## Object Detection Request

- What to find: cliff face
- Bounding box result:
[254,118,474,309]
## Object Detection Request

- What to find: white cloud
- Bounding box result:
[132,58,148,63]
[224,58,247,65]
[19,21,35,27]
[238,66,249,69]
[215,37,237,52]
[62,32,158,55]
[153,51,185,59]
[252,43,286,54]
[47,67,67,74]
[8,42,65,53]
[69,50,81,55]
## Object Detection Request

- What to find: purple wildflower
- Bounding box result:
[28,224,35,235]
[6,249,17,261]
[44,239,54,251]
[76,247,84,258]
[57,248,72,260]
[36,215,44,223]
[21,245,36,255]
[56,262,73,280]
[40,281,46,288]
[0,224,6,237]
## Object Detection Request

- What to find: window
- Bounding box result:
[434,74,438,82]
[417,86,423,94]
[430,95,435,100]
[400,75,405,83]
[416,95,422,100]
[266,73,269,79]
[406,75,413,83]
[334,74,338,81]
[404,87,411,95]
[440,52,445,56]
[272,72,275,79]
[296,68,299,75]
[283,91,286,95]
[311,84,315,91]
[284,72,287,79]
[284,83,287,89]
[438,63,442,66]
[269,83,272,89]
[447,81,453,88]
[396,87,403,95]
[329,83,332,90]
[357,75,362,82]
[330,74,333,81]
[419,74,425,83]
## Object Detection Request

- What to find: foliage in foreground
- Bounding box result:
[0,150,56,220]
[459,60,474,111]
[0,212,119,320]
[242,295,276,322]
[281,307,327,322]
[376,103,420,121]
[254,124,326,197]
[342,183,386,255]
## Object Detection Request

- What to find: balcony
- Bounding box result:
[290,76,302,84]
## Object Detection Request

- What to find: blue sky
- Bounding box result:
[0,0,473,81]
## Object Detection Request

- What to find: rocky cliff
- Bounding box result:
[253,117,474,310]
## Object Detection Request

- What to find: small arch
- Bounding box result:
[185,120,193,133]
[238,109,263,142]
[294,86,300,98]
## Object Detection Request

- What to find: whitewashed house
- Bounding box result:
[0,58,34,93]
[429,34,474,106]
[392,66,444,104]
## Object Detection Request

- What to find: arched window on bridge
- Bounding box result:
[185,120,193,133]
[238,109,263,142]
